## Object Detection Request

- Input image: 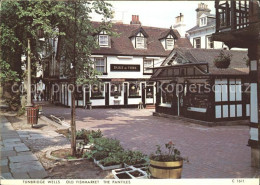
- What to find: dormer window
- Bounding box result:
[159,29,177,50]
[135,33,146,49]
[165,35,175,50]
[97,31,110,47]
[199,15,207,27]
[130,27,148,49]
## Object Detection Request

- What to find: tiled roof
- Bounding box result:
[186,16,215,33]
[174,48,249,75]
[92,22,192,57]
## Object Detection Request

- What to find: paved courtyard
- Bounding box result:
[42,104,260,178]
[0,116,47,179]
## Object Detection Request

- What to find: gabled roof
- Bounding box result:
[92,22,192,57]
[129,27,149,38]
[157,48,249,76]
[159,28,178,40]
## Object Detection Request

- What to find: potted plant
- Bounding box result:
[213,50,232,68]
[149,141,188,179]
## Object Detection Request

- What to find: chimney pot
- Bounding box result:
[131,15,141,25]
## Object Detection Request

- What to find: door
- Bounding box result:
[142,83,146,107]
[124,83,128,105]
[105,83,109,106]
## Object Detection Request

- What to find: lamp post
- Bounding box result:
[26,39,33,107]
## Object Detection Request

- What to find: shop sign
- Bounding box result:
[111,64,140,72]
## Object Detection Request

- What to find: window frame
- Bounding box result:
[143,59,154,75]
[97,30,110,47]
[135,32,147,49]
[206,35,214,49]
[193,37,201,48]
[200,17,207,27]
[94,57,107,75]
[129,83,141,98]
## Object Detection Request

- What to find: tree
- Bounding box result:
[55,0,114,156]
[1,0,114,155]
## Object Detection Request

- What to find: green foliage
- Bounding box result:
[83,137,123,160]
[150,141,188,162]
[213,50,232,69]
[122,150,148,165]
[0,0,115,110]
[99,151,125,166]
[17,107,26,116]
[76,129,103,143]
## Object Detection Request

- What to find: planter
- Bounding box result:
[112,166,135,177]
[149,159,183,179]
[97,162,123,171]
[113,168,147,179]
[214,60,230,68]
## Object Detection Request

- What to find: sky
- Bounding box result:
[91,1,215,31]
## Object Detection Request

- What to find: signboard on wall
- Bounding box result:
[110,64,140,72]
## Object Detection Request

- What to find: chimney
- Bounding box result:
[130,15,141,25]
[195,3,211,25]
[173,13,186,38]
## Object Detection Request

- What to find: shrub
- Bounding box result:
[213,50,232,69]
[122,150,148,165]
[76,129,103,143]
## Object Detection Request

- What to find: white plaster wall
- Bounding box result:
[128,98,141,105]
[99,56,165,79]
[250,128,259,141]
[250,83,258,123]
[91,99,105,106]
[188,27,225,49]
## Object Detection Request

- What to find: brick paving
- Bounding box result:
[0,116,47,179]
[42,104,260,178]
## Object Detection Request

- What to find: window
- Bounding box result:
[166,39,174,50]
[193,37,201,48]
[135,32,147,49]
[161,83,173,105]
[206,36,214,49]
[200,17,207,27]
[146,86,153,98]
[143,59,154,74]
[98,30,110,47]
[136,37,144,48]
[111,83,122,97]
[215,79,228,102]
[91,84,104,98]
[229,78,242,101]
[99,35,108,46]
[94,58,106,73]
[129,83,140,97]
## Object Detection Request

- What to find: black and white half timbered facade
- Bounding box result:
[151,48,250,122]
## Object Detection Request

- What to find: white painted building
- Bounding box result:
[186,3,226,49]
[45,15,192,108]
